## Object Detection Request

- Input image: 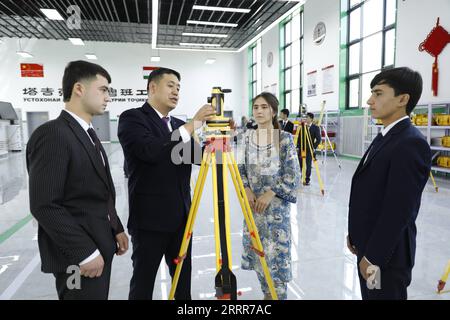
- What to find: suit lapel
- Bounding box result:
[60,111,110,189]
[141,102,171,134]
[355,119,411,176]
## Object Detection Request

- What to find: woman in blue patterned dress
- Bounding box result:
[238,92,300,300]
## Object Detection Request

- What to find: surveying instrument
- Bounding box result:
[293,105,325,196]
[168,87,278,300]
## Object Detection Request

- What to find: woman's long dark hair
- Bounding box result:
[252,92,280,129]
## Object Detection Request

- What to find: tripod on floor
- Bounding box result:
[294,119,325,195]
[168,87,278,300]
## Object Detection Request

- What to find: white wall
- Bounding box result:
[0,38,246,140]
[261,26,280,97]
[303,0,340,112]
[396,0,450,104]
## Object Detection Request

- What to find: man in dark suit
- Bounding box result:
[118,68,215,300]
[27,60,129,300]
[347,67,431,300]
[279,109,294,134]
[298,113,321,186]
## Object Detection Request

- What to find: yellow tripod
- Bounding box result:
[294,120,325,195]
[168,87,278,300]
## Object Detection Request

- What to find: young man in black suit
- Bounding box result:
[298,113,321,186]
[118,68,215,300]
[27,60,129,300]
[347,67,431,300]
[279,108,294,134]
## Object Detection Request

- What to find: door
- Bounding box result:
[91,111,111,142]
[27,112,49,139]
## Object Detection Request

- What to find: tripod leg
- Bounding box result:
[305,127,325,196]
[438,260,450,293]
[211,153,221,272]
[322,126,342,169]
[212,151,237,300]
[222,153,233,268]
[429,171,439,193]
[226,151,279,300]
[168,151,211,300]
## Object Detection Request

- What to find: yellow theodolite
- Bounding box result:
[169,87,278,300]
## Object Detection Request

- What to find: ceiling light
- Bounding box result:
[182,32,228,38]
[151,56,161,62]
[205,59,216,64]
[68,38,85,46]
[180,43,222,47]
[152,0,158,49]
[40,8,64,20]
[85,54,97,60]
[16,51,33,58]
[187,20,238,28]
[192,5,251,13]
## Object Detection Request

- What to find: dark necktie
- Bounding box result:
[162,116,171,132]
[364,132,383,165]
[87,127,119,232]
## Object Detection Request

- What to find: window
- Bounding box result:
[345,0,397,109]
[281,9,303,114]
[249,38,262,107]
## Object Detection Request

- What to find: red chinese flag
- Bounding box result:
[21,63,44,77]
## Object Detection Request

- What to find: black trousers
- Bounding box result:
[299,152,313,182]
[54,259,112,300]
[357,257,412,300]
[128,227,192,300]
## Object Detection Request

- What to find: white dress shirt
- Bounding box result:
[381,115,410,137]
[150,106,191,143]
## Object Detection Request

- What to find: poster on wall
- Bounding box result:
[307,70,317,97]
[322,65,335,94]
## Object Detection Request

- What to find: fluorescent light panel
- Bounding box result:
[17,51,33,58]
[40,8,64,20]
[152,0,158,49]
[186,20,238,28]
[180,43,221,47]
[85,54,97,60]
[192,5,251,13]
[182,32,228,38]
[151,56,161,62]
[68,38,85,45]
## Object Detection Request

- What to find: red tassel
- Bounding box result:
[432,58,439,96]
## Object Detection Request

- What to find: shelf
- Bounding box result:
[431,146,450,152]
[432,166,450,174]
[431,126,450,129]
[414,125,450,129]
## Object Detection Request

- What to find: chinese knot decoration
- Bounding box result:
[419,18,450,96]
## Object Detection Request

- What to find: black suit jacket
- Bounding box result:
[309,124,321,150]
[348,119,431,268]
[279,120,294,134]
[118,102,201,233]
[26,111,124,273]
